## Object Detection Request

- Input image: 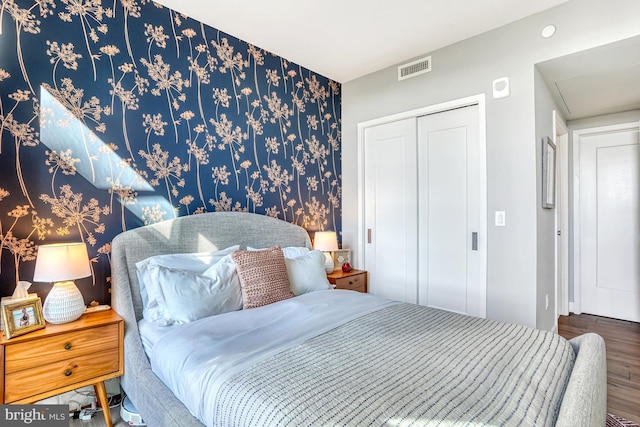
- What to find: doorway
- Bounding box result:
[574,122,640,323]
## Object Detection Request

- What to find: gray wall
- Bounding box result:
[342,0,640,328]
[534,67,564,331]
[569,110,640,131]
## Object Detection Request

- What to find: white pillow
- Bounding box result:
[136,245,239,321]
[248,246,309,259]
[284,250,332,295]
[148,254,243,325]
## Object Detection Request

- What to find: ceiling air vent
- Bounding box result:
[398,56,431,81]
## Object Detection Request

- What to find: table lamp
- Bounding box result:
[314,231,339,273]
[33,242,91,324]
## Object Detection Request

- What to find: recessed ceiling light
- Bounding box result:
[541,25,556,38]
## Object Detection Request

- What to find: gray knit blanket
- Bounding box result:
[213,304,575,427]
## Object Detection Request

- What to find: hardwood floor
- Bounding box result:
[558,313,640,423]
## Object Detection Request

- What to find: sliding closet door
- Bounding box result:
[417,105,485,317]
[363,119,418,303]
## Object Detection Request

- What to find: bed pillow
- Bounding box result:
[285,250,332,295]
[231,246,294,309]
[148,254,243,325]
[136,245,239,321]
[247,246,310,259]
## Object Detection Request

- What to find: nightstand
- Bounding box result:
[0,310,123,427]
[327,269,368,293]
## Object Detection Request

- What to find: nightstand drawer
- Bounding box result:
[4,347,120,403]
[4,324,119,373]
[333,273,366,292]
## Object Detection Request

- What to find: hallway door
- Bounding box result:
[578,122,640,322]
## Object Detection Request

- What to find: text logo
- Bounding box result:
[1,405,67,426]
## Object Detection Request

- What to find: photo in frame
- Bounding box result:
[542,136,556,209]
[2,297,45,339]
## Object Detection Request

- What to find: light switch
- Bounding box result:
[495,211,506,227]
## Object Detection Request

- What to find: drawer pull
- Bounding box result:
[349,281,353,285]
[64,369,73,377]
[64,343,72,350]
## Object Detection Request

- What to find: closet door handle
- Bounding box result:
[367,229,372,244]
[472,232,478,251]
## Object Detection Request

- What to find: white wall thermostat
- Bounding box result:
[492,77,510,99]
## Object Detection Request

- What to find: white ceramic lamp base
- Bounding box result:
[323,252,334,273]
[43,280,86,324]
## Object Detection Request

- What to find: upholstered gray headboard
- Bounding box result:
[111,212,311,427]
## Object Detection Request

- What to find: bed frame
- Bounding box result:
[111,212,607,427]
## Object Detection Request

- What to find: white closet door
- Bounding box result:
[417,105,485,317]
[579,124,640,322]
[364,119,418,303]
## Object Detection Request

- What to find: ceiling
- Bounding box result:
[153,0,570,83]
[537,35,640,120]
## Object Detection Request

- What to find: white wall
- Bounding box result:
[342,0,640,328]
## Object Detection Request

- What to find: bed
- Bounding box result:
[111,211,607,427]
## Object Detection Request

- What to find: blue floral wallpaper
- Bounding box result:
[0,0,341,304]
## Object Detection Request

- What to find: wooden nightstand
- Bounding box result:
[0,310,123,427]
[327,269,368,293]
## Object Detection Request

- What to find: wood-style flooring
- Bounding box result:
[558,313,640,423]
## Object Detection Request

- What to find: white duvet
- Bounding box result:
[147,290,397,425]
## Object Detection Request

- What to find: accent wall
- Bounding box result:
[0,0,341,303]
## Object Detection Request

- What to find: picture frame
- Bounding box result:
[542,136,556,209]
[2,297,45,339]
[332,248,352,270]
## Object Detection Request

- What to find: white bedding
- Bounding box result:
[148,290,397,425]
[138,318,172,355]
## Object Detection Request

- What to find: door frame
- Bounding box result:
[572,121,640,315]
[357,94,487,311]
[553,111,569,324]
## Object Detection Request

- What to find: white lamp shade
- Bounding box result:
[314,231,338,273]
[314,231,338,252]
[33,242,91,283]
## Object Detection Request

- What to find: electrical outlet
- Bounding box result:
[495,211,506,227]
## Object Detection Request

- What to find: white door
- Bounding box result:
[578,123,640,322]
[363,118,418,303]
[417,105,485,317]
